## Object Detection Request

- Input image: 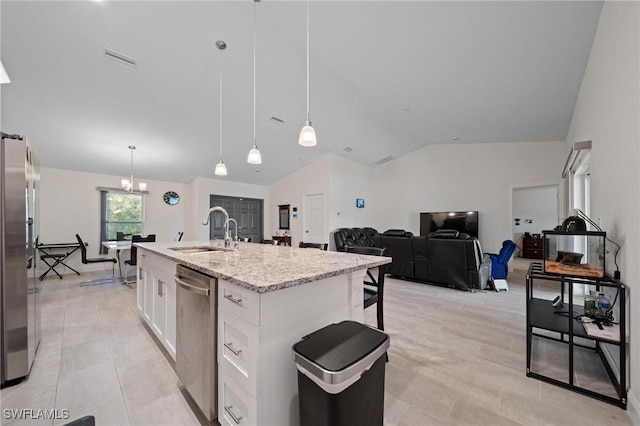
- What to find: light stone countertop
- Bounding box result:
[135,240,391,294]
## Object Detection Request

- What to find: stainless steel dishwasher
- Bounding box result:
[175,264,217,422]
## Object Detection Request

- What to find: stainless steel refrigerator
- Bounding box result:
[0,133,40,387]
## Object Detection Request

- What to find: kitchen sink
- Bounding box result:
[169,246,232,254]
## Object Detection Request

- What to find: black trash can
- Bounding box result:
[293,320,390,426]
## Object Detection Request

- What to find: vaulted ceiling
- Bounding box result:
[1,1,602,185]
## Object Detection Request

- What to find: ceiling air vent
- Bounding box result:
[343,147,353,153]
[268,116,285,126]
[104,48,138,69]
[375,155,395,165]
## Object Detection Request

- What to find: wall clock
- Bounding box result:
[163,191,180,205]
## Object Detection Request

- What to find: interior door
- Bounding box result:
[209,195,263,242]
[303,193,326,244]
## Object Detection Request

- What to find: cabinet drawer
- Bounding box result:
[219,369,257,426]
[523,248,543,259]
[524,239,543,249]
[219,280,260,326]
[138,249,152,268]
[219,311,258,396]
[155,254,177,275]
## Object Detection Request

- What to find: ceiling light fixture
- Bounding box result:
[298,1,316,147]
[121,145,147,192]
[214,40,228,176]
[247,0,262,165]
[0,60,11,84]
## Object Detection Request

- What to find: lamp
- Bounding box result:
[121,145,147,192]
[247,0,262,165]
[298,1,317,147]
[0,60,10,84]
[215,40,228,176]
[561,209,587,232]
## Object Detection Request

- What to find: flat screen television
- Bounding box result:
[420,211,479,238]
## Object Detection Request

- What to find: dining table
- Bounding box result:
[101,240,132,283]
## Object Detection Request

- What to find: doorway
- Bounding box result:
[511,184,559,266]
[209,195,263,242]
[302,193,326,244]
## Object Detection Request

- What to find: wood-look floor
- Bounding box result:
[369,264,631,425]
[0,263,632,425]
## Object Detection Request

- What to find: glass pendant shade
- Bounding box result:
[298,120,317,147]
[121,179,130,190]
[0,61,10,84]
[138,182,147,191]
[215,161,228,176]
[247,145,262,164]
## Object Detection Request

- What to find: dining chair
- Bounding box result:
[175,231,184,241]
[345,246,387,331]
[123,234,156,287]
[298,242,328,250]
[75,234,118,286]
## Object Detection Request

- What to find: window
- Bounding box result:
[100,190,144,242]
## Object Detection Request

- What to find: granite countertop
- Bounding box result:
[135,240,391,294]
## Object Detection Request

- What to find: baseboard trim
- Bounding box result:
[628,389,639,425]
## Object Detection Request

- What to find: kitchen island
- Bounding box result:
[134,240,391,426]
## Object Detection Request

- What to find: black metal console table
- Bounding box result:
[526,262,627,408]
[37,242,83,280]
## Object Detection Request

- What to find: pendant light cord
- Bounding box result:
[253,0,257,146]
[219,48,223,162]
[129,147,134,191]
[306,0,310,121]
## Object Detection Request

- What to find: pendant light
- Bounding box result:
[214,40,228,176]
[247,0,262,164]
[121,145,147,192]
[298,0,316,147]
[0,60,10,84]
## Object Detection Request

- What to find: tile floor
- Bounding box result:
[0,263,632,426]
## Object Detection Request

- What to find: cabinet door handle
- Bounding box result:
[224,405,243,424]
[224,294,243,305]
[224,342,242,356]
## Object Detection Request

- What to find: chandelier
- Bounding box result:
[121,145,147,192]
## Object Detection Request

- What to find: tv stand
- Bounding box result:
[526,262,627,408]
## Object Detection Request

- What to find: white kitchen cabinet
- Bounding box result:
[136,248,178,360]
[217,270,365,426]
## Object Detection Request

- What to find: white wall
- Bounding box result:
[39,167,188,272]
[564,1,640,420]
[372,141,567,253]
[512,185,559,237]
[189,176,269,242]
[267,155,332,246]
[327,155,377,233]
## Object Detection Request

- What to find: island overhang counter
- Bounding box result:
[133,240,391,426]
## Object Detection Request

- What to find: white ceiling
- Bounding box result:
[1,1,602,185]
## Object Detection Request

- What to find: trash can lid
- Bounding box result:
[293,321,390,385]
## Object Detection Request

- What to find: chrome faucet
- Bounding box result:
[202,206,231,246]
[225,218,239,247]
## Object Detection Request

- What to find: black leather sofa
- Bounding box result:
[335,227,491,291]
